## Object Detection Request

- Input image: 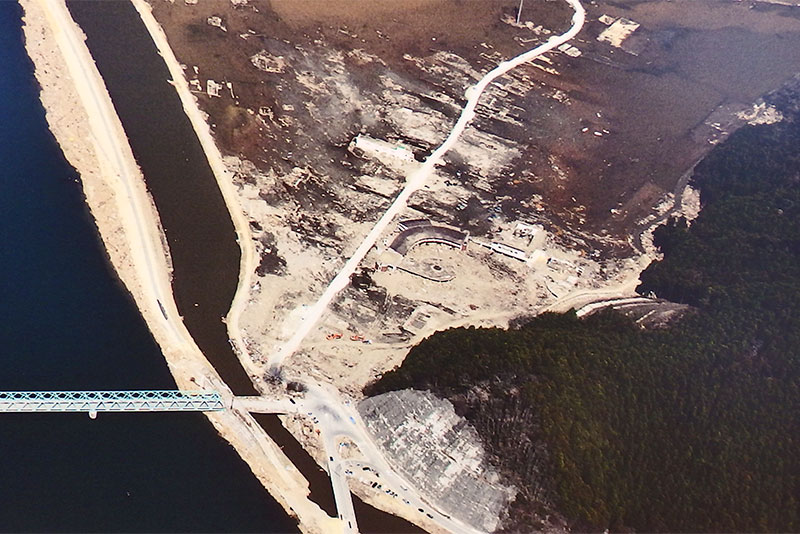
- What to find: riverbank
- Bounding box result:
[127,0,262,400]
[20,1,335,532]
[20,0,170,338]
[1,2,298,527]
[20,0,698,531]
[133,0,682,530]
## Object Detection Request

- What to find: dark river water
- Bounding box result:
[0,2,295,531]
[2,0,423,530]
[66,0,255,397]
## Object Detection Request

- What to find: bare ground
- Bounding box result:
[143,0,800,527]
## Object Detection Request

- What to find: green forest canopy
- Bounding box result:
[367,105,800,532]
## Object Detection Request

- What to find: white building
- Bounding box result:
[489,242,527,262]
[350,135,416,163]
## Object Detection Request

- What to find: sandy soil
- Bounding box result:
[20,1,338,533]
[23,0,794,530]
[21,0,169,340]
[133,0,623,529]
[136,0,715,527]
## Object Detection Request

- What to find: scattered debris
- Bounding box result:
[206,79,223,98]
[207,16,227,32]
[513,222,542,238]
[557,43,582,57]
[349,135,416,164]
[736,102,784,125]
[250,50,287,73]
[598,14,616,26]
[483,241,528,262]
[597,17,640,48]
[359,390,516,533]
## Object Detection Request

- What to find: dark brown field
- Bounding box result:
[148,0,800,252]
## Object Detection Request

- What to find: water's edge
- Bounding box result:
[3,1,295,530]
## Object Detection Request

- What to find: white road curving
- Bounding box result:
[259,2,586,532]
[270,0,586,370]
[42,0,586,532]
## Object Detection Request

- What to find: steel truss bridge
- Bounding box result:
[0,390,224,415]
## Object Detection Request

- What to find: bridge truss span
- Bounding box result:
[0,390,224,413]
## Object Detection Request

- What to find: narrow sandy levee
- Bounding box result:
[20,1,340,533]
[128,0,588,532]
[127,0,263,384]
[22,0,590,531]
[21,0,176,346]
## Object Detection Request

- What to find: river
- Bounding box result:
[66,0,255,397]
[16,0,425,530]
[0,2,295,531]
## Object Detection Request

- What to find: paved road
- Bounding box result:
[51,0,586,530]
[40,0,185,346]
[236,386,485,534]
[257,1,587,532]
[574,296,654,318]
[269,0,587,372]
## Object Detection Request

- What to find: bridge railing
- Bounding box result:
[0,390,224,413]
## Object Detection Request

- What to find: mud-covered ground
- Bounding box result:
[145,0,800,388]
[148,0,800,440]
[144,1,800,530]
[149,0,800,253]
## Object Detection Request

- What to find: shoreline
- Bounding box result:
[19,0,702,532]
[128,0,266,392]
[129,0,679,530]
[19,1,336,533]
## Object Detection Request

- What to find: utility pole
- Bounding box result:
[516,0,525,24]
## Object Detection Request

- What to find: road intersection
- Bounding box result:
[47,0,586,530]
[256,2,587,531]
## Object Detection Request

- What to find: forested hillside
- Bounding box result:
[367,101,800,532]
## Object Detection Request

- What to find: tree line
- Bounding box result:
[366,104,800,532]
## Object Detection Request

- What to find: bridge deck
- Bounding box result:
[0,391,224,413]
